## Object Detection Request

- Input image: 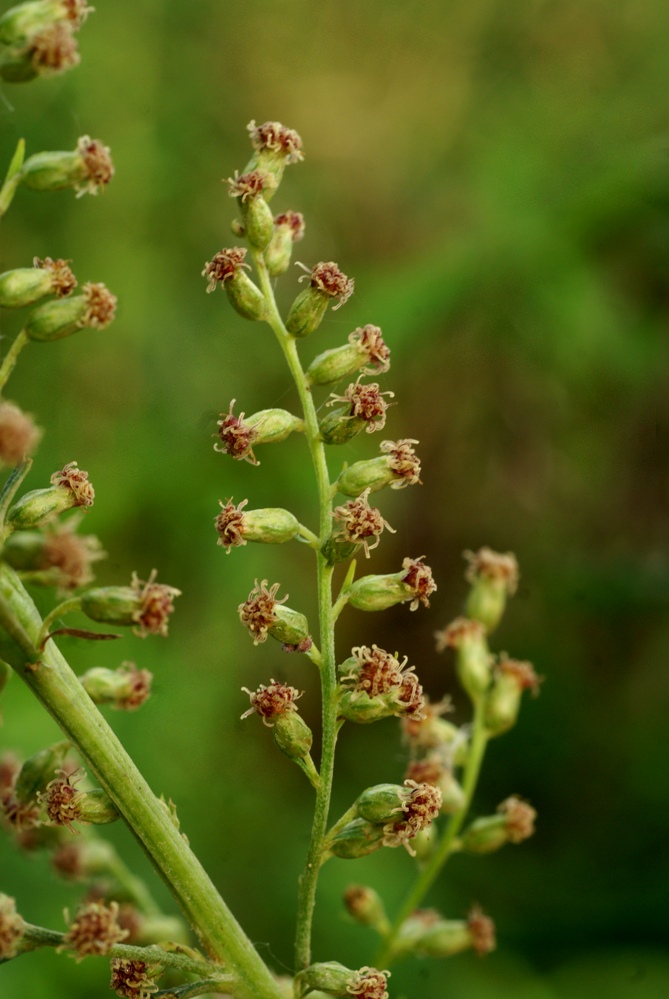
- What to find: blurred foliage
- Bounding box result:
[1,0,669,996]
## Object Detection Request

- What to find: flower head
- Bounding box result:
[81,282,117,328]
[300,260,354,309]
[498,795,536,843]
[467,905,496,956]
[434,615,486,652]
[62,900,128,960]
[464,546,519,595]
[215,497,249,552]
[110,958,161,999]
[50,461,95,507]
[332,489,394,557]
[346,966,390,999]
[274,210,305,241]
[349,325,391,374]
[227,168,270,201]
[382,780,442,853]
[327,378,395,433]
[380,438,422,487]
[241,680,303,726]
[342,645,414,698]
[202,247,249,293]
[238,579,288,645]
[40,519,105,590]
[130,570,181,638]
[74,136,114,195]
[33,256,77,297]
[401,556,437,610]
[0,401,41,465]
[30,21,79,76]
[39,768,85,832]
[214,400,259,464]
[247,120,304,164]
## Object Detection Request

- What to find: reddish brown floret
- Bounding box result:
[401,556,437,610]
[464,546,519,594]
[467,905,496,955]
[498,795,536,843]
[349,325,391,374]
[382,780,442,851]
[247,120,304,163]
[82,282,117,329]
[346,967,390,999]
[0,401,41,465]
[307,261,354,308]
[342,645,413,697]
[50,461,95,507]
[328,378,395,433]
[115,662,153,710]
[238,579,288,645]
[33,256,77,297]
[215,497,249,552]
[202,247,249,292]
[497,657,541,695]
[130,571,181,638]
[274,210,305,241]
[396,672,426,719]
[333,489,394,557]
[214,400,260,465]
[75,136,114,194]
[380,439,422,487]
[39,769,85,833]
[241,680,303,726]
[227,169,269,201]
[62,900,128,960]
[110,958,161,999]
[30,21,79,75]
[63,0,93,26]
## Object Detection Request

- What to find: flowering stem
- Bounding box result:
[0,330,29,394]
[374,698,490,966]
[0,566,285,999]
[252,251,339,972]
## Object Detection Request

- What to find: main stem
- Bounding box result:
[253,254,338,972]
[375,699,490,966]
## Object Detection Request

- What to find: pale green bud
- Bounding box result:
[348,557,436,613]
[202,246,266,320]
[265,211,305,276]
[238,579,311,648]
[395,907,495,958]
[286,262,354,338]
[215,499,300,552]
[436,617,492,700]
[20,137,113,194]
[485,658,540,736]
[8,462,94,529]
[307,325,390,387]
[355,783,405,824]
[342,885,389,933]
[318,406,367,445]
[273,711,313,762]
[80,664,152,711]
[72,787,119,826]
[464,547,519,632]
[336,439,422,496]
[328,817,385,859]
[80,572,180,638]
[0,257,76,308]
[460,796,536,853]
[0,0,90,46]
[25,281,116,341]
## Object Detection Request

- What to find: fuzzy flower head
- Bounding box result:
[39,768,85,833]
[33,256,77,297]
[80,282,117,328]
[401,556,437,610]
[74,136,114,195]
[30,21,79,76]
[342,645,415,698]
[327,378,395,433]
[465,546,519,595]
[497,657,542,696]
[202,247,249,293]
[215,497,249,552]
[300,260,354,310]
[380,438,422,487]
[346,966,390,999]
[214,400,259,465]
[274,210,305,241]
[238,579,288,645]
[227,168,271,202]
[498,795,536,843]
[0,401,41,465]
[62,900,128,961]
[50,461,95,507]
[0,894,25,960]
[41,519,105,590]
[247,120,304,164]
[435,615,486,652]
[129,570,181,638]
[349,325,391,374]
[467,905,496,956]
[63,0,94,24]
[383,780,442,853]
[333,489,395,557]
[110,958,161,999]
[241,680,303,726]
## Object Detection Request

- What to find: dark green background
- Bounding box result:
[1,1,668,996]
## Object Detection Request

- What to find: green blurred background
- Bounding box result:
[1,1,669,996]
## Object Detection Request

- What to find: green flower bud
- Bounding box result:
[244,120,304,199]
[395,906,495,959]
[202,246,266,320]
[435,617,491,700]
[215,401,303,465]
[355,783,405,824]
[71,787,119,826]
[273,711,313,762]
[215,498,300,552]
[336,439,422,496]
[20,136,113,194]
[25,281,116,341]
[227,170,275,250]
[328,817,385,859]
[348,557,436,612]
[265,211,304,276]
[238,579,311,648]
[80,663,152,711]
[307,325,391,387]
[286,261,354,338]
[296,963,389,999]
[485,658,540,736]
[8,461,94,529]
[0,0,90,46]
[464,547,519,632]
[14,740,70,804]
[0,257,76,308]
[318,406,367,445]
[80,572,180,638]
[321,379,395,443]
[460,796,536,853]
[0,21,78,82]
[342,886,389,933]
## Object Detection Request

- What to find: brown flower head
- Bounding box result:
[333,489,395,557]
[346,967,390,999]
[227,169,270,201]
[238,579,288,645]
[110,958,161,999]
[241,680,303,726]
[75,136,114,195]
[214,400,260,465]
[39,768,85,833]
[62,900,128,960]
[380,438,422,488]
[81,282,117,329]
[215,497,249,552]
[33,256,77,297]
[50,461,95,507]
[498,795,536,843]
[41,520,105,590]
[434,615,485,652]
[0,401,41,465]
[342,645,416,698]
[401,556,437,610]
[300,261,354,309]
[247,120,304,164]
[202,247,249,293]
[497,657,541,696]
[114,662,153,710]
[464,546,519,595]
[52,841,86,880]
[327,378,395,433]
[396,671,426,719]
[467,904,496,956]
[0,894,25,960]
[63,0,94,24]
[383,780,442,852]
[404,755,445,787]
[274,210,305,241]
[130,570,181,638]
[349,324,391,374]
[30,21,79,75]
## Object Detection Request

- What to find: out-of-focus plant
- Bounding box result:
[0,5,540,998]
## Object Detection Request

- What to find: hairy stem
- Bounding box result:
[252,252,339,972]
[0,330,29,394]
[374,698,490,966]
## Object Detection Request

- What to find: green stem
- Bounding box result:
[0,138,25,217]
[374,698,490,967]
[0,567,284,999]
[0,457,32,538]
[252,251,339,972]
[295,753,321,790]
[0,330,29,394]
